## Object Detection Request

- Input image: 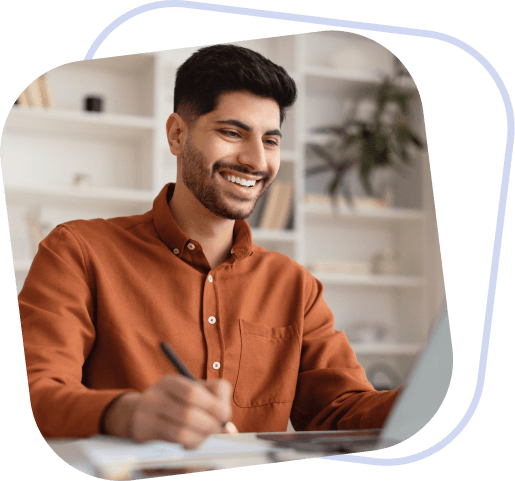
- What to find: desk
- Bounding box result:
[48,433,324,479]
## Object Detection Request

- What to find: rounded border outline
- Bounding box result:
[85,0,513,466]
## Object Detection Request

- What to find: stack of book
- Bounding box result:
[257,181,294,229]
[16,75,53,108]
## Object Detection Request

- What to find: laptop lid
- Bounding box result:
[379,303,453,444]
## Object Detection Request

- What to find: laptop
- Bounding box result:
[257,303,452,454]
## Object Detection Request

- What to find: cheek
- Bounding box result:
[268,156,281,178]
[202,137,235,160]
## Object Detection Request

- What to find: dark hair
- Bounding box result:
[174,44,297,125]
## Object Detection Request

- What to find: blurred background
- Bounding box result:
[1,31,445,390]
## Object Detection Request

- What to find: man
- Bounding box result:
[19,44,400,449]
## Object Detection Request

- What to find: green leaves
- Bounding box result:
[306,73,425,205]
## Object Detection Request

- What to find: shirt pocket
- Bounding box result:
[233,319,301,408]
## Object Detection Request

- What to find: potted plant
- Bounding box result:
[306,65,425,207]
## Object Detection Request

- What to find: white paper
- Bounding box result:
[84,435,279,467]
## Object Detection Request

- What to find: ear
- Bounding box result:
[166,113,187,156]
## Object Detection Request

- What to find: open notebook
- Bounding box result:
[257,303,453,453]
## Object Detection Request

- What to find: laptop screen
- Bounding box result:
[380,304,453,444]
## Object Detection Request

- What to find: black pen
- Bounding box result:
[159,341,239,436]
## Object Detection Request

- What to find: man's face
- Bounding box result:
[179,90,282,220]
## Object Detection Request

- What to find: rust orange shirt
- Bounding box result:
[19,184,400,438]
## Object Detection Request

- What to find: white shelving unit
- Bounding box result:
[1,31,445,388]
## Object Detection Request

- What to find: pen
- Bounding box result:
[159,341,239,436]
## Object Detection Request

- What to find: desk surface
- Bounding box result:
[48,433,324,479]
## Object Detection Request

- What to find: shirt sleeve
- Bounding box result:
[290,271,401,431]
[18,225,132,438]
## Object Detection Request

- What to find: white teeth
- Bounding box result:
[223,174,257,188]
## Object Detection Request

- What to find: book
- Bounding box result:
[18,75,53,108]
[259,181,283,228]
[81,435,283,475]
[16,89,30,107]
[270,182,293,229]
[37,75,53,108]
[246,188,269,228]
[26,78,44,107]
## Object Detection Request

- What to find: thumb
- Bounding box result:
[204,379,233,420]
[204,378,233,401]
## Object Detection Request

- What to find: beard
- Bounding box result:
[181,135,270,220]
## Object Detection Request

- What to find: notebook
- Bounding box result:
[257,303,453,453]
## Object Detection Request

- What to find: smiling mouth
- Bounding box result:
[219,171,261,189]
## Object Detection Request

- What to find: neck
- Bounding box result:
[169,182,235,268]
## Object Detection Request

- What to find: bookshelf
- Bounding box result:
[2,31,445,388]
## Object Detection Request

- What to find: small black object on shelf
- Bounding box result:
[84,96,103,112]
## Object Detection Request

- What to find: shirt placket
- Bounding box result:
[202,268,224,380]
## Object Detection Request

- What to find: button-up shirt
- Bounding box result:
[19,184,400,438]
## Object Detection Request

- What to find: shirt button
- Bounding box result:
[208,316,216,324]
[212,362,220,370]
[173,248,179,255]
[208,275,213,282]
[187,243,195,250]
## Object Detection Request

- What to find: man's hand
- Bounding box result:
[102,374,233,449]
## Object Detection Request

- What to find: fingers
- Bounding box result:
[132,409,208,449]
[159,375,231,424]
[204,379,233,422]
[205,378,233,402]
[130,375,234,449]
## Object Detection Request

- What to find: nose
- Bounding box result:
[237,136,268,174]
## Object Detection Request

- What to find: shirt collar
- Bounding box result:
[152,183,253,262]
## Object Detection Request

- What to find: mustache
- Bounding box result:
[212,161,271,181]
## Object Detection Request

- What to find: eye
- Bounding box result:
[264,138,280,147]
[219,130,241,139]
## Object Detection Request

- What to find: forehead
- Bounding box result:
[206,91,281,129]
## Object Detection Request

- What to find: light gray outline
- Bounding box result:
[84,0,513,466]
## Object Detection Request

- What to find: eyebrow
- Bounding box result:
[215,119,282,138]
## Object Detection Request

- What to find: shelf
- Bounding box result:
[306,65,385,84]
[4,107,156,140]
[303,202,425,222]
[311,272,425,287]
[306,65,417,89]
[13,259,32,273]
[12,232,297,272]
[4,185,155,209]
[351,342,423,356]
[251,228,296,243]
[78,53,154,74]
[305,66,417,98]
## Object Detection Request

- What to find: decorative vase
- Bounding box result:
[73,173,93,188]
[371,251,398,275]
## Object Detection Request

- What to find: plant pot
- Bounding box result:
[343,166,395,206]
